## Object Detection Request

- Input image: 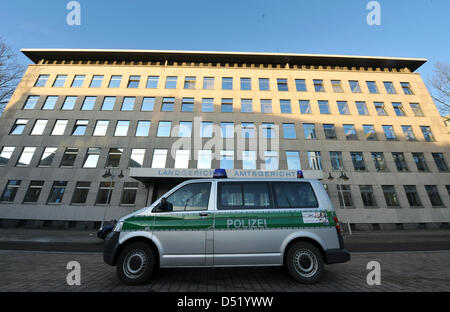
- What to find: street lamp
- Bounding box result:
[328,170,352,235]
[100,168,124,228]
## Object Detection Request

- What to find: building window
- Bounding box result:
[151,149,168,168]
[184,76,196,89]
[221,98,233,112]
[303,123,316,140]
[323,124,337,139]
[282,123,296,139]
[34,75,49,87]
[60,148,78,167]
[307,152,322,170]
[258,78,269,91]
[71,75,85,88]
[93,120,109,136]
[72,120,88,136]
[135,121,151,137]
[81,96,96,110]
[146,76,159,89]
[31,119,48,135]
[1,180,21,202]
[299,100,311,114]
[221,122,234,138]
[141,97,155,111]
[295,79,307,92]
[280,100,292,113]
[410,103,424,117]
[181,97,194,112]
[392,102,405,116]
[178,121,192,137]
[383,82,397,94]
[241,123,255,139]
[286,151,301,170]
[382,185,400,207]
[374,102,387,116]
[165,76,178,89]
[351,152,366,171]
[220,151,234,169]
[277,78,288,91]
[114,121,130,137]
[0,147,15,166]
[197,150,212,169]
[62,96,77,110]
[392,152,409,172]
[318,100,330,114]
[366,81,379,94]
[337,101,350,115]
[222,77,233,90]
[349,80,361,93]
[127,75,140,88]
[343,124,358,140]
[23,181,45,203]
[83,147,101,168]
[203,77,214,89]
[260,99,272,113]
[16,147,36,167]
[10,119,28,135]
[121,97,136,111]
[412,153,429,172]
[360,185,377,207]
[51,120,68,136]
[201,98,214,112]
[200,122,213,138]
[105,148,123,168]
[174,150,190,169]
[264,151,278,170]
[121,182,139,205]
[262,123,275,139]
[404,185,422,207]
[52,75,67,87]
[432,153,449,172]
[355,101,369,115]
[425,185,443,207]
[42,96,58,110]
[401,125,416,141]
[330,151,344,170]
[161,97,175,112]
[38,147,57,167]
[242,151,256,170]
[156,121,171,137]
[401,82,413,95]
[420,126,435,142]
[371,152,388,172]
[337,185,353,207]
[313,79,325,92]
[241,99,253,113]
[331,80,344,93]
[89,75,103,88]
[240,78,251,90]
[363,125,377,141]
[71,182,91,204]
[101,96,115,111]
[47,181,67,204]
[108,75,122,88]
[382,125,397,141]
[96,182,115,205]
[23,95,39,110]
[129,149,145,168]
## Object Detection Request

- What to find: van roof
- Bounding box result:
[183,178,319,183]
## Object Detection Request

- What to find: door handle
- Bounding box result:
[199,212,209,217]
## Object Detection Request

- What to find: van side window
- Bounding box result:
[166,182,211,212]
[218,183,272,210]
[273,182,319,208]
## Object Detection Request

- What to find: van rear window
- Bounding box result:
[272,182,318,208]
[219,183,272,210]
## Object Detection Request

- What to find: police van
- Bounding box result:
[103,169,350,285]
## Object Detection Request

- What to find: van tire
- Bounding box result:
[116,242,155,285]
[286,242,324,284]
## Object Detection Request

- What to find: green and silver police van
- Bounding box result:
[103,169,350,285]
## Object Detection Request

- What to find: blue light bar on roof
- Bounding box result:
[213,169,227,179]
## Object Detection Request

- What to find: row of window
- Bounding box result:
[10,118,437,142]
[1,145,448,173]
[1,178,448,209]
[34,74,415,95]
[21,95,426,117]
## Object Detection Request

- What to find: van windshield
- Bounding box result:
[166,182,211,211]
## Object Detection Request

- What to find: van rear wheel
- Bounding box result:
[117,242,155,285]
[286,242,323,284]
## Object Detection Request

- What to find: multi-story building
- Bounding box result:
[0,49,449,230]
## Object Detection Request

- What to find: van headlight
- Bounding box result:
[113,221,123,232]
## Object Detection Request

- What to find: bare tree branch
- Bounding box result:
[429,62,450,116]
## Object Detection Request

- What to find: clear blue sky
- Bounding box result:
[1,0,449,83]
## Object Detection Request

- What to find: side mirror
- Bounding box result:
[152,197,172,212]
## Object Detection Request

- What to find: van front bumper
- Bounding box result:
[103,231,120,266]
[325,248,351,264]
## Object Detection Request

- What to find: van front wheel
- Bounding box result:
[117,242,155,285]
[286,242,323,284]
